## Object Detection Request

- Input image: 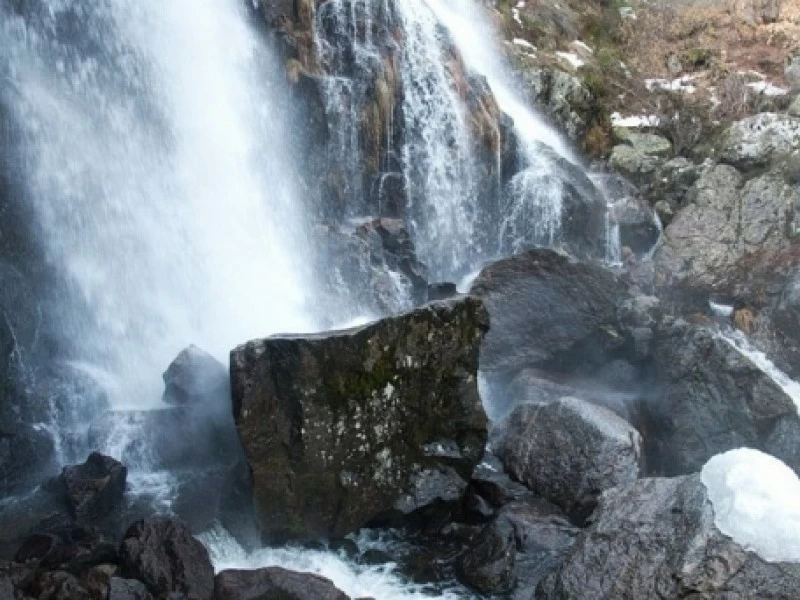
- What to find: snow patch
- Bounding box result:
[645,75,696,94]
[555,51,584,69]
[611,112,660,128]
[512,38,536,51]
[702,448,800,563]
[747,80,788,96]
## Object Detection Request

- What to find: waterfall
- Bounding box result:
[1,0,315,414]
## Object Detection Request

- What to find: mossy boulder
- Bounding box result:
[230,296,490,541]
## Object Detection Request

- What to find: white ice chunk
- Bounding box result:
[702,448,800,563]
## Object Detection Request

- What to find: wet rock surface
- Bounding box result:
[643,320,800,475]
[537,475,800,599]
[60,452,127,522]
[231,296,489,541]
[120,517,214,600]
[215,567,350,600]
[470,249,625,372]
[496,397,642,522]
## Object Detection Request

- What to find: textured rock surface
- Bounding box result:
[718,113,800,170]
[215,567,350,600]
[107,578,153,600]
[537,475,800,599]
[470,249,624,372]
[654,163,799,294]
[497,397,641,521]
[456,515,517,595]
[231,297,489,540]
[644,321,800,475]
[120,517,214,600]
[60,452,127,522]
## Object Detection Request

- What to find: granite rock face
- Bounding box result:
[231,297,490,541]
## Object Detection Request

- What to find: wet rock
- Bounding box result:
[120,517,214,600]
[61,452,126,522]
[15,521,118,573]
[82,564,118,599]
[28,570,90,600]
[0,422,56,494]
[537,475,800,599]
[214,568,350,600]
[316,219,428,320]
[108,577,153,600]
[496,397,642,522]
[471,249,625,373]
[643,321,800,475]
[470,452,534,509]
[427,282,457,302]
[231,297,489,541]
[522,67,592,141]
[500,499,579,593]
[456,516,517,595]
[162,345,228,407]
[718,112,800,170]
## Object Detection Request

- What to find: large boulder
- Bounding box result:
[162,345,229,407]
[231,297,489,541]
[60,452,126,522]
[537,472,800,599]
[718,113,800,170]
[654,163,799,296]
[643,320,800,475]
[214,568,350,600]
[119,517,214,600]
[496,397,641,522]
[470,250,624,373]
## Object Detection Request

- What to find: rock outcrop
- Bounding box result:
[215,568,350,600]
[60,452,127,522]
[470,249,624,373]
[120,517,215,600]
[643,320,800,475]
[231,296,489,541]
[537,474,800,599]
[496,397,642,522]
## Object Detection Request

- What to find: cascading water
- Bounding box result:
[1,0,315,486]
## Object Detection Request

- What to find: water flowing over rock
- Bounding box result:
[120,517,214,600]
[496,397,642,522]
[215,568,350,600]
[537,475,800,599]
[471,249,625,373]
[643,320,800,475]
[231,296,489,541]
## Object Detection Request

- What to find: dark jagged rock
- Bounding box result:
[643,321,800,475]
[231,297,489,541]
[0,422,56,494]
[120,517,214,600]
[60,452,126,522]
[496,397,641,522]
[27,570,90,599]
[456,515,517,595]
[471,249,625,373]
[427,282,458,302]
[15,524,118,574]
[537,475,800,599]
[108,577,153,600]
[82,564,118,599]
[214,568,350,600]
[162,345,229,407]
[500,499,579,594]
